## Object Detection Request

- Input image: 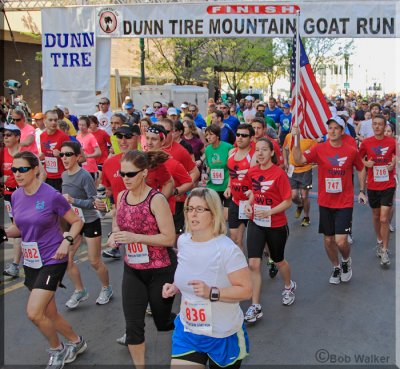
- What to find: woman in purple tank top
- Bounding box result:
[107,150,177,368]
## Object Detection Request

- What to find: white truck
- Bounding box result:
[130,84,209,117]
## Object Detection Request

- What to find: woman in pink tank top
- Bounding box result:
[108,150,176,368]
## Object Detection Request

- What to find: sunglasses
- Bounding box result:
[12,118,22,122]
[119,169,142,178]
[153,105,161,109]
[59,152,75,158]
[236,133,250,138]
[99,102,109,105]
[11,166,32,173]
[115,133,134,139]
[3,133,15,137]
[257,109,265,113]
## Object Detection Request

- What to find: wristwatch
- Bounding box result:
[209,287,220,302]
[173,188,179,196]
[63,235,74,245]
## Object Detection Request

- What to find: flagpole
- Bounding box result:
[294,10,301,146]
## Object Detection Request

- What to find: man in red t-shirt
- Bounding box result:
[292,116,367,285]
[359,114,396,267]
[146,124,193,234]
[40,110,70,192]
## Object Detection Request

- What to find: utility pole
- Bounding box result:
[140,38,145,85]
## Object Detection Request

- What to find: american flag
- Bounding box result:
[290,36,330,139]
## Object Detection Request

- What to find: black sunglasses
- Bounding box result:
[115,133,134,139]
[119,170,143,178]
[11,166,32,173]
[153,105,161,109]
[236,133,250,138]
[12,118,22,122]
[59,152,75,158]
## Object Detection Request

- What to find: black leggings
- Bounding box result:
[176,352,242,368]
[122,262,176,345]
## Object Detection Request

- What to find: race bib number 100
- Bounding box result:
[125,242,149,264]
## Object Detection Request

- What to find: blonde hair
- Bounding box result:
[184,187,227,236]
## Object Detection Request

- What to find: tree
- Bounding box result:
[147,38,209,85]
[203,38,275,102]
[303,38,354,74]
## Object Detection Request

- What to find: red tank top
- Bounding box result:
[117,189,171,270]
[2,148,18,194]
[227,148,254,205]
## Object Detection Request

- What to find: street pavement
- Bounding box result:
[1,172,397,368]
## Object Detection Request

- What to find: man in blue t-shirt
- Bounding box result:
[220,102,240,133]
[211,110,235,145]
[265,97,283,125]
[189,104,206,129]
[278,103,292,145]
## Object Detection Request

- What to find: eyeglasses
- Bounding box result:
[153,105,161,109]
[12,118,22,122]
[257,109,265,113]
[115,133,134,139]
[119,170,142,178]
[99,102,109,105]
[189,110,196,113]
[3,133,15,137]
[236,133,250,138]
[59,152,75,158]
[184,206,211,213]
[11,166,32,173]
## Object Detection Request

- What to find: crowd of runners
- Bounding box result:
[1,92,398,369]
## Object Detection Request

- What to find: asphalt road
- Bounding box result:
[1,172,397,368]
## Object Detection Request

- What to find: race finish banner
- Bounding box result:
[96,1,399,38]
[41,1,398,113]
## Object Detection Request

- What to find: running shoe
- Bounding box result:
[65,336,87,364]
[3,263,19,278]
[329,267,341,285]
[347,234,353,245]
[341,258,352,282]
[116,333,127,346]
[66,289,89,309]
[282,280,297,306]
[376,245,383,258]
[244,304,263,323]
[389,224,395,232]
[46,343,68,369]
[96,286,113,305]
[380,250,390,267]
[102,247,121,259]
[146,304,153,316]
[301,217,310,227]
[294,206,303,219]
[268,261,278,279]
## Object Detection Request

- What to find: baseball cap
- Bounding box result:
[145,107,154,115]
[115,123,140,136]
[2,123,21,134]
[283,103,290,109]
[326,116,345,128]
[33,112,44,120]
[156,107,168,116]
[167,108,178,116]
[56,104,66,111]
[245,95,254,101]
[180,103,188,109]
[338,110,349,118]
[125,102,134,109]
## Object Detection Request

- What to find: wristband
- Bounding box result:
[359,190,365,194]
